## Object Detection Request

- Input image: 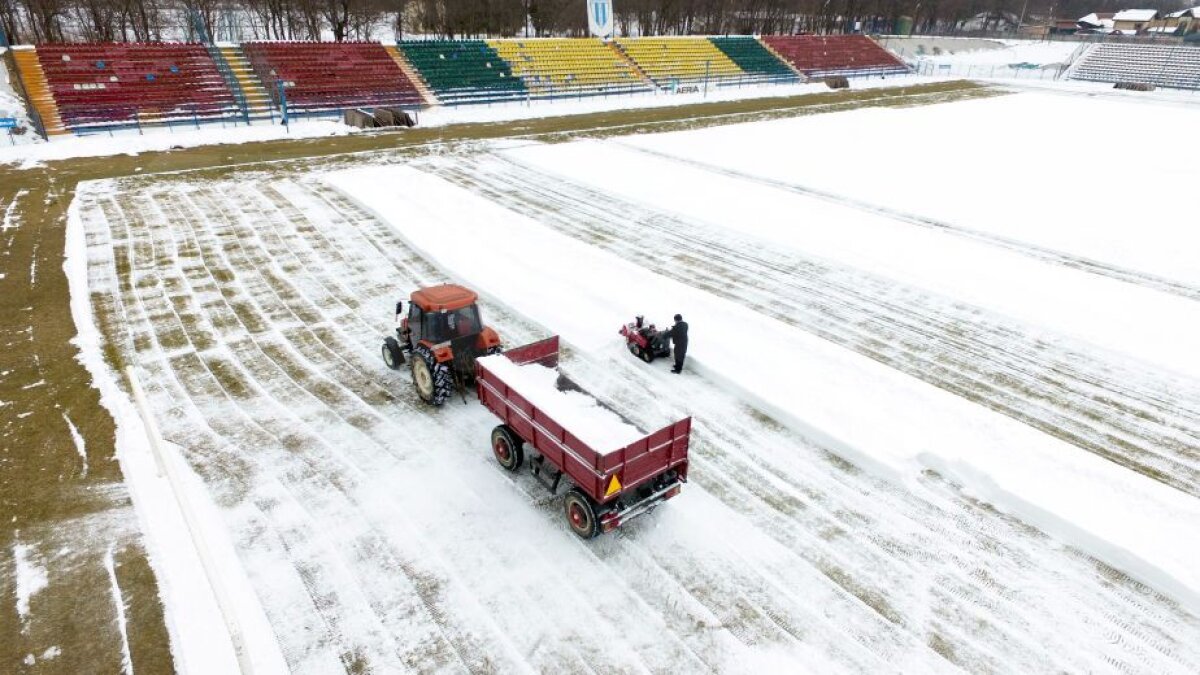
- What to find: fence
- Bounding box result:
[910,61,1067,81]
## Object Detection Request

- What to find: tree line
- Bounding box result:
[0,0,1190,44]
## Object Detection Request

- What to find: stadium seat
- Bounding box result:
[761,35,909,78]
[242,41,424,113]
[1068,43,1200,90]
[398,40,526,104]
[487,38,653,98]
[708,37,799,82]
[34,43,238,132]
[615,37,747,86]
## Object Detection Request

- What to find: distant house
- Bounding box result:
[1139,7,1198,36]
[1112,9,1158,33]
[1166,7,1200,33]
[1076,12,1116,32]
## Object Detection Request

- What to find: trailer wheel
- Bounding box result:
[491,425,524,472]
[382,337,404,370]
[564,489,600,539]
[412,345,452,406]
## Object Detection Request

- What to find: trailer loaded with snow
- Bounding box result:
[476,336,691,538]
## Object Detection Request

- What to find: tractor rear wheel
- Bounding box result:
[382,337,404,370]
[564,489,600,539]
[491,425,524,472]
[412,345,452,406]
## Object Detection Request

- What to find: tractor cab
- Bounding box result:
[382,284,501,406]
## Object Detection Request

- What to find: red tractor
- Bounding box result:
[382,284,502,405]
[619,315,672,363]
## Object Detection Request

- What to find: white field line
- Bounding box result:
[66,185,282,675]
[124,365,252,673]
[63,413,88,477]
[103,546,136,675]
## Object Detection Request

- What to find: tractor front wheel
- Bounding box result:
[491,425,524,472]
[564,489,600,539]
[382,337,404,370]
[412,346,452,405]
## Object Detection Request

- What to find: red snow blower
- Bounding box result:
[619,316,673,363]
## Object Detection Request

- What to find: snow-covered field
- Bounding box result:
[70,90,1200,673]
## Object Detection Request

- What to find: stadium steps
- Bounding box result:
[219,45,274,117]
[384,44,437,104]
[608,41,655,87]
[756,38,806,80]
[11,47,68,136]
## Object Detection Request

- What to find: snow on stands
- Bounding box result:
[478,354,643,453]
[325,151,1200,614]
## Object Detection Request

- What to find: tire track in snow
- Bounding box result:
[429,154,1200,497]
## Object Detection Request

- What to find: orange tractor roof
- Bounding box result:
[411,284,479,311]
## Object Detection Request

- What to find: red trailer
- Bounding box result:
[476,336,691,538]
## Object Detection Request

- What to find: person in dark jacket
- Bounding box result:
[664,314,688,373]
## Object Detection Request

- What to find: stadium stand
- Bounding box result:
[10,47,67,135]
[1068,43,1200,90]
[709,36,799,81]
[398,40,526,104]
[762,35,909,78]
[242,41,423,114]
[615,37,746,85]
[32,42,238,131]
[487,38,652,97]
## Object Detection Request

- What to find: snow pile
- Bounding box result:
[12,540,49,620]
[479,354,644,453]
[326,162,1200,614]
[0,120,357,168]
[0,48,38,146]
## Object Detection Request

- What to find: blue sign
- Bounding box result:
[588,0,614,37]
[0,118,17,129]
